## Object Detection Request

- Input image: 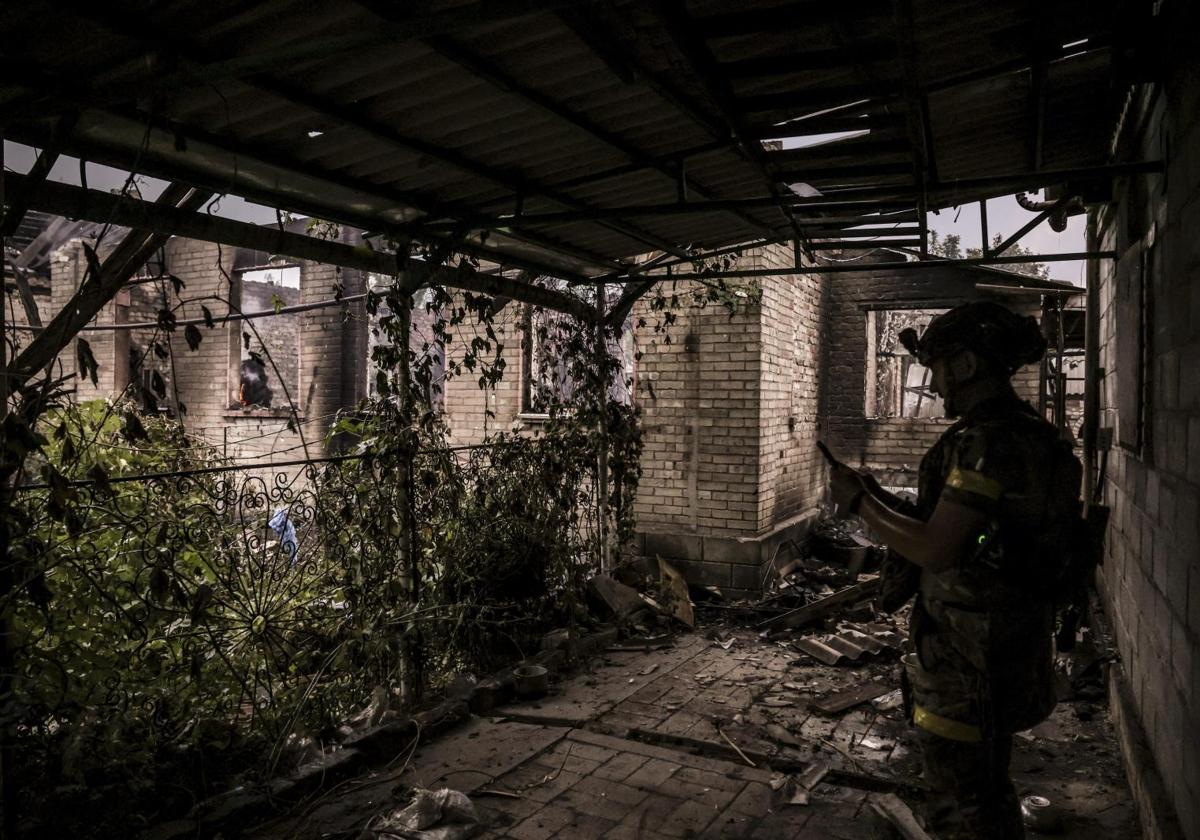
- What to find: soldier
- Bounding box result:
[827,301,1083,839]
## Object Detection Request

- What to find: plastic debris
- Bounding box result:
[375,787,481,840]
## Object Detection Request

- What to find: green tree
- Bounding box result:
[929,231,1049,279]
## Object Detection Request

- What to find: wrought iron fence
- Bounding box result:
[4,426,605,835]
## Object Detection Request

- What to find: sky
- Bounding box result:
[3,140,279,225]
[925,196,1086,286]
[6,139,1086,284]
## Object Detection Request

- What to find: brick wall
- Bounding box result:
[47,234,368,469]
[441,296,524,446]
[3,283,53,358]
[633,285,762,542]
[820,252,1044,486]
[1093,40,1200,840]
[754,243,827,531]
[632,246,825,596]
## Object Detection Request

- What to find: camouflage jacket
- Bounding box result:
[904,393,1079,740]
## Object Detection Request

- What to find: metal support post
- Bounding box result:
[595,281,610,573]
[1082,214,1101,501]
[395,261,423,702]
[0,130,17,840]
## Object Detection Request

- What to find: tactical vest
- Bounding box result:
[906,396,1076,740]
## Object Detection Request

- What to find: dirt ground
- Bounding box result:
[252,613,1138,839]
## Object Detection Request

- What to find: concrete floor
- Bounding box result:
[254,625,1138,839]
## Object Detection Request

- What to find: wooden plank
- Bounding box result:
[811,681,893,716]
[757,578,880,630]
[869,793,933,840]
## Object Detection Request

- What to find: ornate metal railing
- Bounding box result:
[4,430,603,835]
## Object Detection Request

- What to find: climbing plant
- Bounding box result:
[0,234,760,835]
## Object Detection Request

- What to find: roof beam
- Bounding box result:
[719,41,900,79]
[612,251,1113,281]
[771,161,915,183]
[653,0,804,242]
[7,183,213,390]
[3,174,597,321]
[421,200,918,229]
[807,239,923,250]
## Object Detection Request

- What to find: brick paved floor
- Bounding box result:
[253,628,1137,840]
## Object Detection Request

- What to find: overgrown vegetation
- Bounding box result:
[0,237,757,836]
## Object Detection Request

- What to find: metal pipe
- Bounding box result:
[11,291,370,332]
[609,251,1114,281]
[1082,213,1101,502]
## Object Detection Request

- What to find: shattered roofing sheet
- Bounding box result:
[0,0,1131,277]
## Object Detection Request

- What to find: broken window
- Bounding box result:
[520,285,634,415]
[865,308,946,419]
[233,264,301,410]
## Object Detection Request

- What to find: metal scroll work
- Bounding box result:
[1,427,604,833]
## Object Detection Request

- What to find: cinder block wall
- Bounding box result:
[820,253,1042,486]
[1094,38,1200,840]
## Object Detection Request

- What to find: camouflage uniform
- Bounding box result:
[897,393,1079,839]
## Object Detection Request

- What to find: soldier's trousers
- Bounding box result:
[917,729,1025,840]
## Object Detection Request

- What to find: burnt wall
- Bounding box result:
[820,254,1043,486]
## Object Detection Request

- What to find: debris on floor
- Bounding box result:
[372,787,481,840]
[246,514,1138,840]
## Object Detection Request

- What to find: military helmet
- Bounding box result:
[898,301,1047,375]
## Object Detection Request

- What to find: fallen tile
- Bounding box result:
[811,682,893,716]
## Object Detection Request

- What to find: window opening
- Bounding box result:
[234,264,301,410]
[365,275,445,409]
[520,283,634,415]
[866,308,946,419]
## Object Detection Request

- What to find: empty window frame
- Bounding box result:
[865,308,946,419]
[365,276,445,409]
[520,289,634,415]
[233,264,301,410]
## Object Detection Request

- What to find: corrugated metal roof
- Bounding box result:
[0,0,1140,276]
